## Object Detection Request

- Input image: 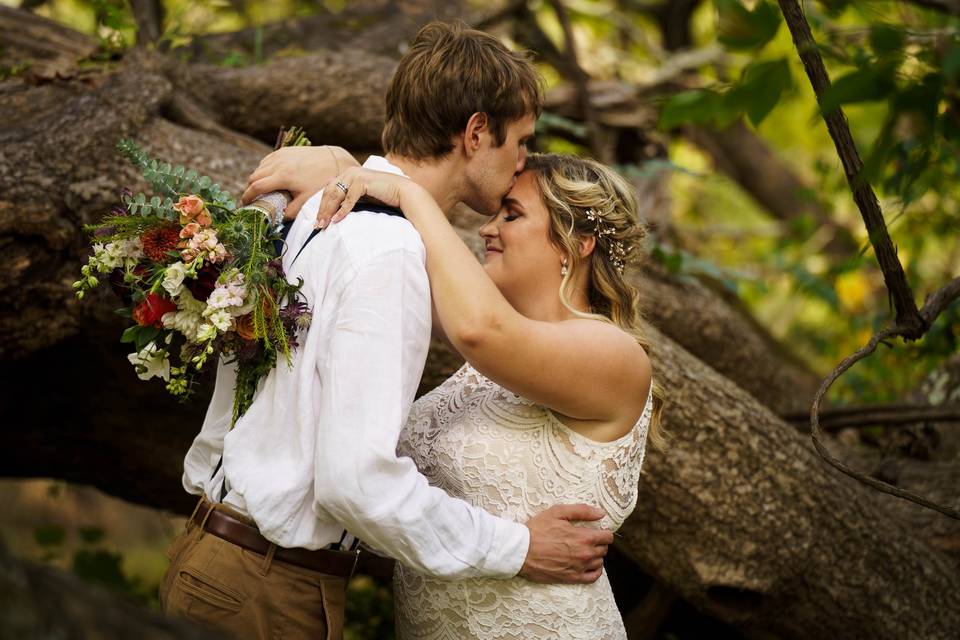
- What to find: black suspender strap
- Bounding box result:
[290,203,405,266]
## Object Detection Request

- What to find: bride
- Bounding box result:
[254,150,665,638]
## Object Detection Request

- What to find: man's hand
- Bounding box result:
[519,504,613,584]
[241,146,360,219]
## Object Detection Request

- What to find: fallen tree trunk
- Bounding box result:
[0,541,222,639]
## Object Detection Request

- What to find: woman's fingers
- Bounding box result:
[315,180,344,228]
[332,178,365,224]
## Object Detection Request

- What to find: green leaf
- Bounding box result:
[819,65,896,113]
[729,58,792,126]
[716,0,781,51]
[134,326,160,352]
[658,89,723,129]
[79,527,105,544]
[943,45,960,80]
[134,192,146,205]
[150,195,161,208]
[120,325,141,344]
[35,525,66,547]
[72,549,128,591]
[869,24,904,56]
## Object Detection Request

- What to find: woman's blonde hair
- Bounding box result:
[525,153,667,450]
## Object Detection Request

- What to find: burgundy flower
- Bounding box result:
[185,263,220,302]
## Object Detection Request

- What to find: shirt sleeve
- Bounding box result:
[312,246,530,579]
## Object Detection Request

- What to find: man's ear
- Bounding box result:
[461,112,489,158]
[578,234,596,259]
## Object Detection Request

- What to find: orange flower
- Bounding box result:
[174,195,212,227]
[234,313,257,341]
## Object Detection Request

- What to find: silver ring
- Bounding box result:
[335,181,349,195]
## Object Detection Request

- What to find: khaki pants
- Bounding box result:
[159,511,347,640]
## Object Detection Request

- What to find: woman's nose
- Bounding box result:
[478,217,499,238]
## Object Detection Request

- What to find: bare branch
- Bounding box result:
[904,0,960,16]
[545,0,606,160]
[784,403,960,431]
[778,0,926,337]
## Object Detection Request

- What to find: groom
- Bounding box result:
[160,21,613,640]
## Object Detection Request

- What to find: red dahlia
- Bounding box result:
[141,224,182,263]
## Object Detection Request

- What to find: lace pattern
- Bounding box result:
[394,364,652,639]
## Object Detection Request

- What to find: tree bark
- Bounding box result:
[0,541,222,639]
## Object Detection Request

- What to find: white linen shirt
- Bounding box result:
[181,156,529,579]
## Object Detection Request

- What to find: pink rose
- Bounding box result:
[196,208,213,227]
[174,195,210,226]
[180,222,201,239]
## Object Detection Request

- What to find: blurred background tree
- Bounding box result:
[0,1,957,638]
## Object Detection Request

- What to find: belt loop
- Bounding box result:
[259,542,277,576]
[197,500,216,540]
[186,497,204,531]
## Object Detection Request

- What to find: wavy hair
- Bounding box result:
[525,153,667,450]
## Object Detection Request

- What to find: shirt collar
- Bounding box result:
[362,155,407,177]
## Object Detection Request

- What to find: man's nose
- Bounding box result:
[516,148,527,174]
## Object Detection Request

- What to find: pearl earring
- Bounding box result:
[561,257,568,277]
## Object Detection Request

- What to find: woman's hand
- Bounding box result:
[241,146,359,219]
[315,167,424,229]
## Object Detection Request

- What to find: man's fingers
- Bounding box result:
[548,503,606,522]
[579,567,603,584]
[241,176,283,205]
[585,529,614,547]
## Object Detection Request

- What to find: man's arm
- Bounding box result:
[311,243,611,582]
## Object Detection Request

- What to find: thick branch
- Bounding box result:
[905,0,960,15]
[129,0,164,47]
[0,6,97,66]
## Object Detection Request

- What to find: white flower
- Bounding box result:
[208,309,232,332]
[127,342,170,381]
[162,308,202,342]
[206,287,233,309]
[162,262,188,297]
[196,323,218,342]
[206,285,244,310]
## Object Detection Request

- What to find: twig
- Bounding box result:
[783,404,960,431]
[545,0,606,160]
[779,0,960,519]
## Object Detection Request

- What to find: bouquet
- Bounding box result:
[74,128,312,424]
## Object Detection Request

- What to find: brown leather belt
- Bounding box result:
[191,500,359,579]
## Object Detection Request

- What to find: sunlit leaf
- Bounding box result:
[716,0,781,51]
[819,65,896,113]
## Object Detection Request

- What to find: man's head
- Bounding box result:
[382,21,542,215]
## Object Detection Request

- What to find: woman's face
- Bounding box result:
[478,171,564,304]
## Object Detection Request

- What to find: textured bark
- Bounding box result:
[181,0,468,63]
[618,323,960,639]
[0,542,222,639]
[637,263,821,416]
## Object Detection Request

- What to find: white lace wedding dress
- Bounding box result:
[394,363,653,639]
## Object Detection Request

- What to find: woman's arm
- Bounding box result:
[318,168,651,428]
[241,146,360,219]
